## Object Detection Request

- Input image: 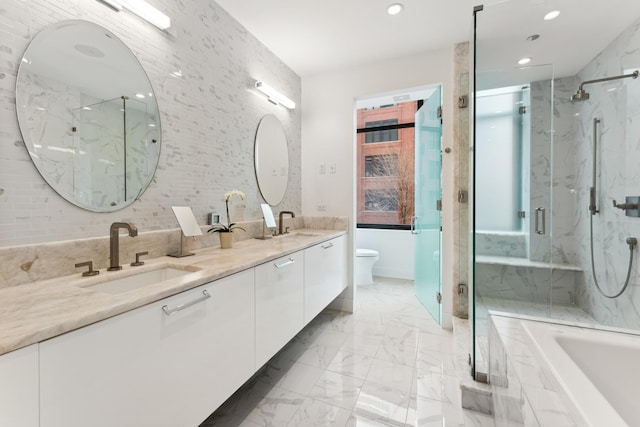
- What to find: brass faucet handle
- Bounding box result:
[75,261,99,277]
[131,251,149,266]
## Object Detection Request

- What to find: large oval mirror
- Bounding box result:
[16,20,161,212]
[254,114,289,206]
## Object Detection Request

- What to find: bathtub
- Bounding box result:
[522,319,640,427]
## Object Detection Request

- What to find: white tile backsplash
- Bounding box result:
[0,0,301,247]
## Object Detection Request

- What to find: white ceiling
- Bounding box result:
[215,0,640,80]
[215,0,478,77]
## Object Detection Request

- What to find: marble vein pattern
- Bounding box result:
[488,314,589,427]
[200,278,495,427]
[572,15,640,331]
[0,0,302,247]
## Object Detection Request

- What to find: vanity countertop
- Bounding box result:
[0,229,347,356]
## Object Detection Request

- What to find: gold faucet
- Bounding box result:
[108,222,138,271]
[278,211,295,235]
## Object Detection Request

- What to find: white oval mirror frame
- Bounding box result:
[254,114,289,206]
[15,20,162,212]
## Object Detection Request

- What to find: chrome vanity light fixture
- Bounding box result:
[255,81,296,109]
[97,0,171,30]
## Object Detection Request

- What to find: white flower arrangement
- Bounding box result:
[208,189,246,233]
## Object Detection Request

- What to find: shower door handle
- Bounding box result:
[535,207,546,235]
[411,216,419,234]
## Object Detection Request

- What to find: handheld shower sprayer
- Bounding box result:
[571,70,639,102]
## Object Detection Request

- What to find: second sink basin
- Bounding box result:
[80,265,200,295]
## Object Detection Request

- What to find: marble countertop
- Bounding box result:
[0,229,346,356]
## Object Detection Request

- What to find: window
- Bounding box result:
[364,154,398,177]
[356,102,417,227]
[364,119,398,143]
[365,189,398,211]
[476,86,527,232]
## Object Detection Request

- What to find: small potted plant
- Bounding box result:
[208,190,246,248]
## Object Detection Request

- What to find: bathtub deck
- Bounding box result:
[474,296,595,374]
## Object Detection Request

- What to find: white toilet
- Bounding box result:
[356,249,379,285]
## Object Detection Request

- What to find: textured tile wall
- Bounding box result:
[574,16,640,329]
[0,0,301,247]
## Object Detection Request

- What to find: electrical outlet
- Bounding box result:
[329,163,336,174]
[317,204,327,212]
[319,163,326,174]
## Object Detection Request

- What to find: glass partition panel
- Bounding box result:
[471,0,640,378]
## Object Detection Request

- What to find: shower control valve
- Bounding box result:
[613,197,640,217]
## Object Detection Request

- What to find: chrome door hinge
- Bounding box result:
[519,106,527,114]
[458,95,468,108]
[437,106,443,118]
[436,292,442,304]
[436,200,442,211]
[458,190,468,203]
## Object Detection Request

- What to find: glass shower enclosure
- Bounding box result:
[471,0,640,377]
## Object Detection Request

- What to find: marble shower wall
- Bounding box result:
[0,0,301,247]
[574,16,640,330]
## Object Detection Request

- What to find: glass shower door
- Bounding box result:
[414,86,443,323]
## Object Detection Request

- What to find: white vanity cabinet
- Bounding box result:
[39,269,255,427]
[255,251,304,369]
[303,235,348,324]
[0,344,39,427]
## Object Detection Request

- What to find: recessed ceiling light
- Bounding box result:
[387,3,404,15]
[135,93,145,99]
[518,57,532,65]
[544,10,560,20]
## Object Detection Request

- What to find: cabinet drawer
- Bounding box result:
[304,235,347,324]
[255,251,304,369]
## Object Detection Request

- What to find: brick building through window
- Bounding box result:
[356,101,417,226]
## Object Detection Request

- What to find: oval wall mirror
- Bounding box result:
[15,20,162,212]
[254,114,289,206]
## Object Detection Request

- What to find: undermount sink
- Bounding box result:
[281,232,319,238]
[79,265,200,295]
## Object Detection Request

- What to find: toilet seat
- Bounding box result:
[357,249,378,257]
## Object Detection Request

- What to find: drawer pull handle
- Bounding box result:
[321,242,334,250]
[162,290,211,316]
[274,258,295,269]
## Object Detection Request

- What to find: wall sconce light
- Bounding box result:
[255,81,296,109]
[98,0,171,31]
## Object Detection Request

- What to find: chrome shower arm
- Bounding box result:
[578,70,639,91]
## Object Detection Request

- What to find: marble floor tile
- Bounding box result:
[259,361,326,395]
[286,397,351,427]
[406,395,465,427]
[295,343,344,369]
[309,370,365,410]
[327,349,375,380]
[366,358,415,392]
[244,386,306,427]
[345,413,402,427]
[375,336,418,367]
[341,333,384,357]
[354,382,410,426]
[200,277,495,427]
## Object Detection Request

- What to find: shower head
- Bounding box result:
[571,89,590,102]
[571,70,639,103]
